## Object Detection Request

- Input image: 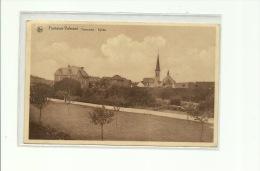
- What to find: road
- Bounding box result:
[50,98,214,124]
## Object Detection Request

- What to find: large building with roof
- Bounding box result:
[54,65,100,89]
[54,65,131,90]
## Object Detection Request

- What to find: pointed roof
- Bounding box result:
[161,75,176,85]
[155,54,160,71]
[54,65,89,77]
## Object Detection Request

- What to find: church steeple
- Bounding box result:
[155,54,160,71]
[167,70,169,76]
[155,54,160,82]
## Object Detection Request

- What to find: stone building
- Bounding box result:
[142,54,176,88]
[54,65,90,89]
[160,70,176,88]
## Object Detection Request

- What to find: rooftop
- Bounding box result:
[54,65,89,77]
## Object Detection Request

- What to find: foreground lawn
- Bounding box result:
[29,102,214,142]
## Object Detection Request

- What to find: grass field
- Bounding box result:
[29,102,214,142]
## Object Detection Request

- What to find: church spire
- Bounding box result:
[155,54,160,71]
[167,69,169,76]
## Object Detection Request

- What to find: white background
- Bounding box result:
[1,0,260,171]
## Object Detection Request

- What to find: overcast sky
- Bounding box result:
[30,22,218,82]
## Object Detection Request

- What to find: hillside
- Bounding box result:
[30,75,54,86]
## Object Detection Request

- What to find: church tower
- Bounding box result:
[155,54,160,82]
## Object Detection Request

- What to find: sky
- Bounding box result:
[29,22,218,82]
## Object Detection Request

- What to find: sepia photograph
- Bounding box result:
[24,21,220,146]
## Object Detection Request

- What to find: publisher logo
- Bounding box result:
[37,26,43,33]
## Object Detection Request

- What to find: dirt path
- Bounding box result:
[50,98,214,124]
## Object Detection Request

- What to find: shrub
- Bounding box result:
[29,121,70,140]
[197,95,214,111]
[80,86,156,108]
[170,96,182,106]
[54,78,83,97]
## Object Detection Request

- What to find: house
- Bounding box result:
[89,76,101,88]
[137,82,145,87]
[99,75,131,88]
[54,65,89,89]
[142,78,155,87]
[131,82,139,87]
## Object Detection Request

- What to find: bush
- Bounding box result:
[80,86,156,108]
[29,121,70,140]
[54,78,83,97]
[197,94,214,111]
[170,96,182,106]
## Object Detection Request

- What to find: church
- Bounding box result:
[141,55,176,88]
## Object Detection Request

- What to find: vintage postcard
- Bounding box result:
[24,20,220,147]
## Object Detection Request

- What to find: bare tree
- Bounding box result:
[110,95,126,127]
[88,105,114,140]
[184,103,197,125]
[30,83,51,122]
[193,112,209,141]
[65,94,78,115]
[185,103,211,141]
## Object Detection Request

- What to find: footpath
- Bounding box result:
[50,98,214,124]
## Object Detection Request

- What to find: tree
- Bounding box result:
[193,112,209,141]
[55,90,78,114]
[88,105,114,140]
[109,95,126,127]
[184,101,212,142]
[184,103,197,125]
[65,94,78,115]
[54,78,83,97]
[160,89,172,100]
[30,83,51,122]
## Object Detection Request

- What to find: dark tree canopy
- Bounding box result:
[30,83,51,121]
[89,105,114,126]
[30,83,51,109]
[88,105,114,140]
[54,78,83,97]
